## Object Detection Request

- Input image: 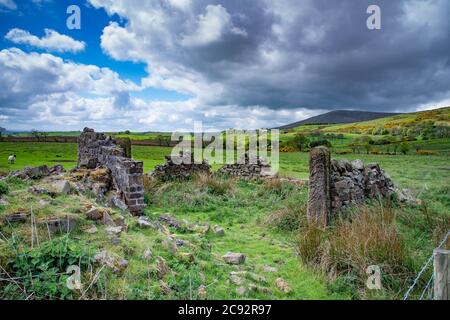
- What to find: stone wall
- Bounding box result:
[307,147,394,225]
[77,128,145,215]
[150,152,211,181]
[331,159,394,213]
[217,154,273,179]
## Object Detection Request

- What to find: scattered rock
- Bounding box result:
[156,256,171,279]
[396,188,422,206]
[159,214,184,230]
[49,180,71,195]
[108,194,128,211]
[102,211,116,226]
[248,273,267,283]
[213,225,225,236]
[11,165,49,180]
[230,274,245,286]
[249,284,272,295]
[84,225,98,234]
[94,250,128,273]
[222,252,246,265]
[143,249,153,260]
[118,258,128,270]
[137,216,155,229]
[105,226,123,235]
[275,278,292,293]
[159,280,172,295]
[86,207,103,221]
[38,199,50,207]
[4,213,27,223]
[113,216,127,228]
[236,287,247,296]
[28,186,50,196]
[262,266,278,273]
[40,216,77,235]
[162,236,179,254]
[197,285,207,300]
[111,236,121,246]
[49,165,65,175]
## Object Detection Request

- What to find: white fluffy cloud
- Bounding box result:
[0,48,138,102]
[181,5,247,47]
[5,28,86,53]
[0,46,319,131]
[0,0,16,10]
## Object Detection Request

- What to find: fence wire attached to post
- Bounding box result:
[403,231,450,300]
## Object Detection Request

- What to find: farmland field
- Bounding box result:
[0,129,449,300]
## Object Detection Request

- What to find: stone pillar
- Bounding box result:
[307,147,331,226]
[77,128,146,215]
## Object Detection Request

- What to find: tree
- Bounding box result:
[291,133,310,152]
[364,142,372,155]
[310,139,332,148]
[31,129,40,141]
[0,127,5,138]
[400,142,410,155]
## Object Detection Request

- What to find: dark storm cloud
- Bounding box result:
[101,0,449,112]
[190,0,450,111]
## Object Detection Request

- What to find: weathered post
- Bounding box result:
[434,248,450,300]
[307,147,331,226]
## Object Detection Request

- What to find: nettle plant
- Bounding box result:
[5,236,92,299]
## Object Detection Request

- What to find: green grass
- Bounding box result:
[0,137,448,300]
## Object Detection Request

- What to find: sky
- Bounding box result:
[0,0,449,132]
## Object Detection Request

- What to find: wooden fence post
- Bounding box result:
[434,248,450,300]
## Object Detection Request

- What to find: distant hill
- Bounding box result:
[277,110,401,130]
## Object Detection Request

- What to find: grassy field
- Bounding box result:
[0,107,448,299]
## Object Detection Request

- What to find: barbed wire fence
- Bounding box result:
[403,231,450,300]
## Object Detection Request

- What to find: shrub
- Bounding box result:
[400,142,411,155]
[416,150,435,156]
[371,148,381,155]
[0,181,8,196]
[280,146,295,153]
[267,202,307,232]
[296,223,326,264]
[194,173,235,196]
[5,236,92,299]
[296,203,413,297]
[310,139,332,148]
[327,206,408,277]
[291,133,310,151]
[334,149,353,155]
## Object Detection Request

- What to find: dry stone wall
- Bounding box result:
[331,159,394,213]
[150,152,211,181]
[307,147,395,225]
[77,128,145,215]
[218,154,273,179]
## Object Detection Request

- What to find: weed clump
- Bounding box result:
[3,236,93,300]
[193,173,235,196]
[296,202,414,298]
[0,181,8,196]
